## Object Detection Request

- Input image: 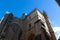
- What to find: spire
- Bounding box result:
[21,13,27,20]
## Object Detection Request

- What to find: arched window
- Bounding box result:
[10,22,20,32]
[10,22,22,40]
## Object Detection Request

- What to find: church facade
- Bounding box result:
[0,8,56,40]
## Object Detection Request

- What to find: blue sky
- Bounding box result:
[0,0,60,39]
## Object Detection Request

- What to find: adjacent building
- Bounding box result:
[55,0,60,6]
[0,8,56,40]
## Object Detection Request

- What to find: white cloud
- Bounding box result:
[53,27,60,40]
[53,27,60,32]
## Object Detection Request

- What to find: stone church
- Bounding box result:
[0,8,56,40]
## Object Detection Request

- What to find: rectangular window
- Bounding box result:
[28,24,31,31]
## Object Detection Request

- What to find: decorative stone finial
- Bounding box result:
[5,11,11,14]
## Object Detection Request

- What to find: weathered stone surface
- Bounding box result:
[0,8,56,40]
